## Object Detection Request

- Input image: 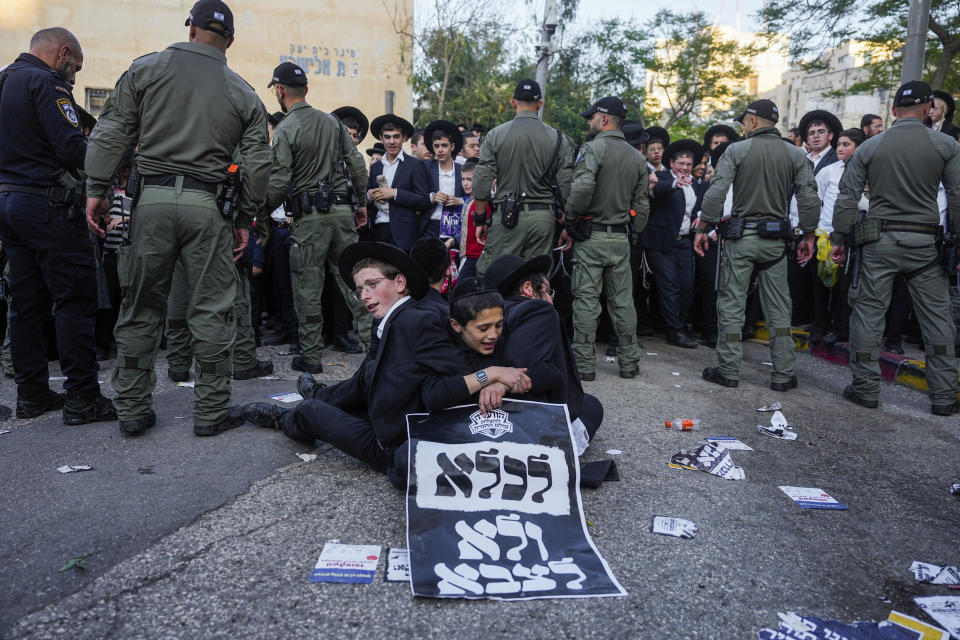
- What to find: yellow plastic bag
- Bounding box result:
[816,230,838,287]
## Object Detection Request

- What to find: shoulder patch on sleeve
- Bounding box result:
[56,98,79,127]
[55,85,71,94]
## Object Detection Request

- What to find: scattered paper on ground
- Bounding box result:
[49,376,67,382]
[309,542,381,584]
[177,381,195,388]
[759,611,948,640]
[57,465,93,474]
[646,352,658,356]
[650,516,698,539]
[887,610,949,639]
[258,375,280,380]
[606,449,624,455]
[670,441,745,480]
[911,562,960,585]
[604,356,616,363]
[267,392,303,403]
[758,410,798,440]
[914,597,960,638]
[0,429,9,435]
[385,548,410,582]
[950,483,960,495]
[671,372,680,376]
[778,486,847,510]
[296,453,317,462]
[705,436,754,451]
[757,402,782,412]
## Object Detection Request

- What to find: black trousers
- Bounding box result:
[693,241,718,336]
[267,223,297,335]
[0,192,99,399]
[645,238,695,332]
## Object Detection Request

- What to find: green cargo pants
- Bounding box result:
[166,257,255,373]
[476,206,556,276]
[849,232,958,404]
[715,232,795,383]
[289,205,368,364]
[570,229,641,375]
[113,181,236,427]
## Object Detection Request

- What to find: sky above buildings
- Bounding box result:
[575,0,767,31]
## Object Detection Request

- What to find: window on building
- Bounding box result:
[85,88,112,117]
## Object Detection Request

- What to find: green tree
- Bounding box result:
[758,0,960,93]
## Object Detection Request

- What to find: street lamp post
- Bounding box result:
[901,0,931,84]
[535,0,558,118]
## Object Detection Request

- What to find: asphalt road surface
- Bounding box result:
[2,339,958,639]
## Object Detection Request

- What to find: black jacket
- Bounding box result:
[365,153,432,251]
[642,170,705,250]
[500,296,584,419]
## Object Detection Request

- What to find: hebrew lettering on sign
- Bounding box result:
[433,513,587,596]
[415,441,570,515]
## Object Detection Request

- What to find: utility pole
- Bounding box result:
[901,0,930,84]
[535,0,559,118]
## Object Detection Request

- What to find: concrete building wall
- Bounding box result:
[1,0,413,149]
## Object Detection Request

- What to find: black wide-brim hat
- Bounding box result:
[370,114,415,140]
[703,124,738,148]
[622,120,650,147]
[710,141,731,169]
[663,139,704,168]
[332,106,369,140]
[424,119,464,155]
[338,242,429,300]
[365,142,386,157]
[933,90,956,122]
[645,126,670,147]
[484,253,552,296]
[798,110,843,148]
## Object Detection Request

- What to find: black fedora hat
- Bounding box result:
[703,124,738,148]
[622,120,650,147]
[933,89,956,122]
[424,119,464,155]
[365,142,386,157]
[710,140,731,170]
[645,126,670,147]
[485,253,552,296]
[370,114,415,140]
[338,242,429,300]
[332,106,369,140]
[663,139,704,167]
[798,110,843,148]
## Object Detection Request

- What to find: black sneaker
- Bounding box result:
[605,343,617,357]
[240,402,286,429]
[194,406,245,437]
[233,360,274,380]
[63,394,118,425]
[17,389,66,419]
[297,373,326,400]
[331,335,362,354]
[291,356,323,374]
[842,384,878,409]
[619,367,639,379]
[931,401,959,416]
[667,331,698,349]
[579,371,596,382]
[167,369,191,383]
[770,375,798,392]
[120,409,157,436]
[702,367,738,388]
[883,342,904,355]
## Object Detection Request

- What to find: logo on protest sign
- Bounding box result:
[56,98,79,127]
[468,408,513,439]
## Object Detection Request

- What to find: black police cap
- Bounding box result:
[580,96,628,119]
[735,99,779,124]
[185,0,234,37]
[267,62,308,88]
[514,79,542,101]
[894,80,934,106]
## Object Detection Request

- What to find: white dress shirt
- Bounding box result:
[671,171,696,236]
[431,164,457,221]
[375,151,406,225]
[816,159,844,234]
[377,295,411,339]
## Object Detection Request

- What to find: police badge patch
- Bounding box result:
[57,98,79,127]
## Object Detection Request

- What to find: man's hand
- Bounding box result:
[368,187,396,202]
[830,245,846,265]
[648,173,659,194]
[693,232,710,257]
[85,197,109,238]
[252,265,262,277]
[796,233,815,263]
[675,174,693,188]
[557,228,573,252]
[354,209,367,228]
[233,227,249,263]
[476,225,487,245]
[478,383,508,416]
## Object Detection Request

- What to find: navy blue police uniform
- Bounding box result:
[0,53,109,418]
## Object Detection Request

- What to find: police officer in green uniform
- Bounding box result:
[566,97,650,380]
[263,62,370,372]
[694,99,819,391]
[831,80,960,415]
[85,0,272,436]
[472,79,574,276]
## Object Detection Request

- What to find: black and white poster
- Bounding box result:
[405,399,626,600]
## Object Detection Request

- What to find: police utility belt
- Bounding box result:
[0,183,85,216]
[849,218,941,247]
[717,216,793,241]
[139,167,242,221]
[285,191,351,219]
